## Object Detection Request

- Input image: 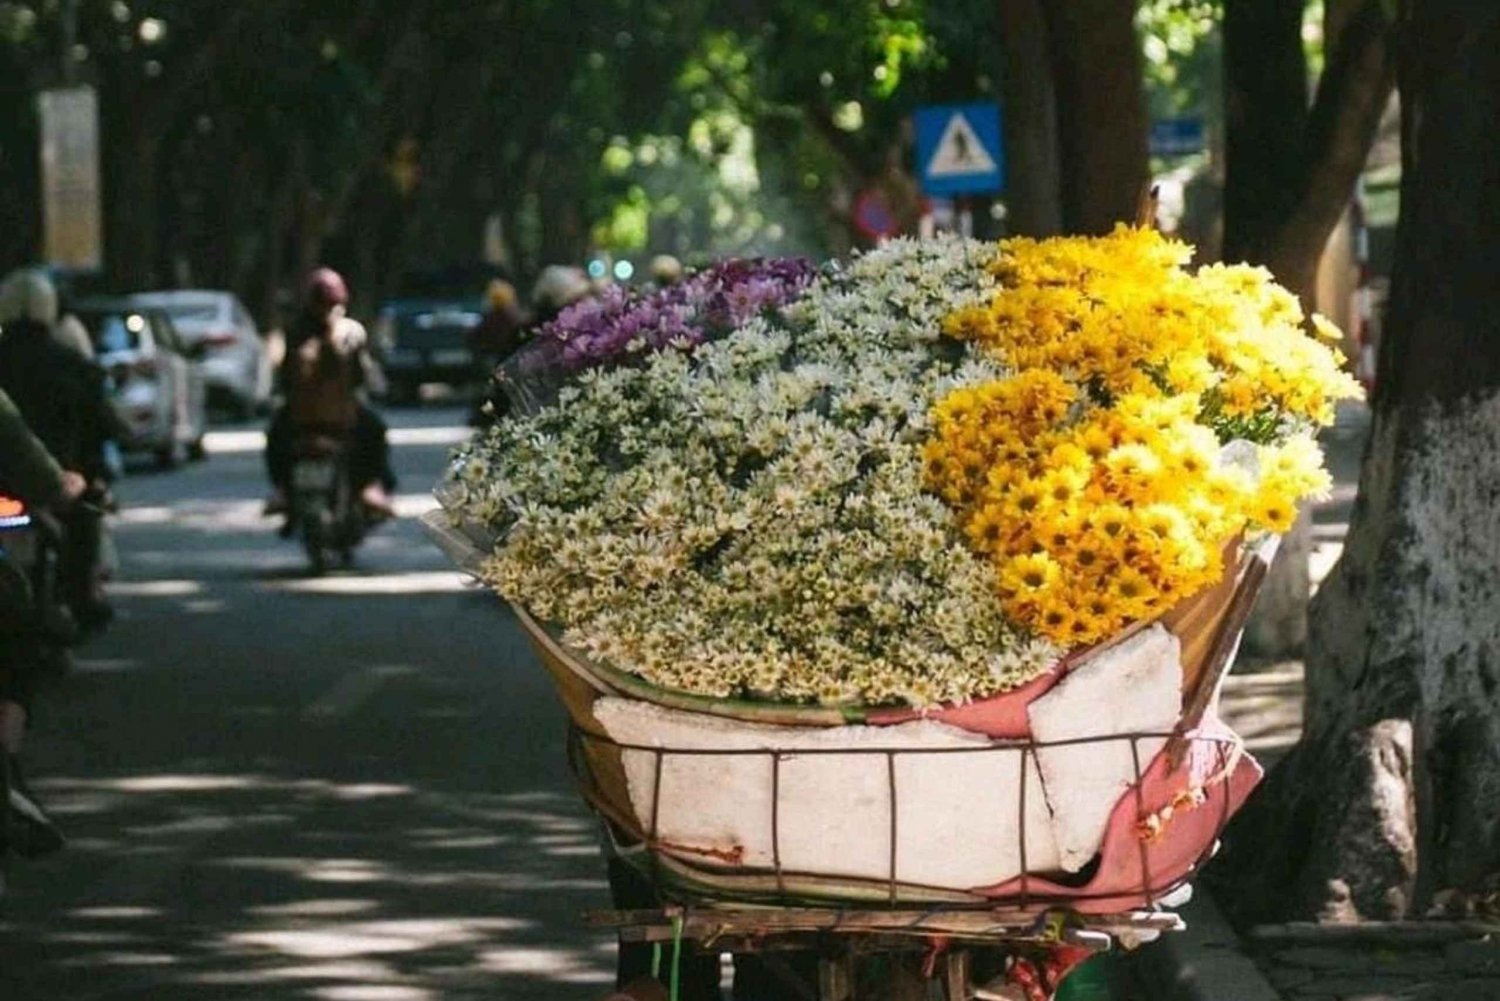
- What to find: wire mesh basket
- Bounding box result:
[566,719,1254,914]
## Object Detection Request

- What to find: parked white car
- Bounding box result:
[73,300,208,468]
[127,290,271,417]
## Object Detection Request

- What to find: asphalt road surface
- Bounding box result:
[0,405,617,1000]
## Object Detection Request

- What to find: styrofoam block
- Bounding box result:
[1027,625,1183,871]
[594,698,1061,890]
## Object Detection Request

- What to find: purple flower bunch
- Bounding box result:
[537,257,817,373]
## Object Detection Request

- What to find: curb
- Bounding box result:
[1128,890,1282,1001]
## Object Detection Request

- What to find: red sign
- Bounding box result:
[852,188,901,242]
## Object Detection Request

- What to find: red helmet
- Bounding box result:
[304,267,349,309]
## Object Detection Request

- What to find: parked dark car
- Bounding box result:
[372,266,504,403]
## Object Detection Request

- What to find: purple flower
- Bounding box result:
[530,257,816,375]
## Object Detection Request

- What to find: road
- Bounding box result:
[0,401,1371,1001]
[0,405,617,1001]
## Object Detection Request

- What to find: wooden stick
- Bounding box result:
[1135,183,1161,229]
[1168,547,1272,769]
[945,950,974,1001]
[584,907,1182,940]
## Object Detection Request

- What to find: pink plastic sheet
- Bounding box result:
[971,712,1260,912]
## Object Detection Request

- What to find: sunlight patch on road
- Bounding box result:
[72,657,141,674]
[264,571,475,595]
[108,579,203,597]
[315,987,436,1001]
[116,498,265,531]
[303,665,418,721]
[247,899,381,919]
[70,906,165,920]
[110,774,263,793]
[477,944,613,983]
[389,426,472,447]
[204,425,469,456]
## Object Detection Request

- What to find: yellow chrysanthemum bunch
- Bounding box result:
[926,226,1360,647]
[944,226,1361,430]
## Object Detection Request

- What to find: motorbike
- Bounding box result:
[288,432,368,575]
[0,491,81,871]
[0,493,78,664]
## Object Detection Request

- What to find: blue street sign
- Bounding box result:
[1150,117,1206,157]
[915,102,1004,197]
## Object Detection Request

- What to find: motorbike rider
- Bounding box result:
[0,387,84,858]
[467,279,527,426]
[0,268,115,634]
[264,268,396,523]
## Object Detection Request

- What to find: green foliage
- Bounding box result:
[1137,0,1222,121]
[0,0,1247,303]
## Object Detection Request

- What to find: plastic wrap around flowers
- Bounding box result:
[445,229,1361,709]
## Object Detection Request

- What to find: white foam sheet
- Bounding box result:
[594,699,1061,890]
[1027,625,1183,871]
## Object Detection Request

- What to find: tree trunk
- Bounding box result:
[1214,0,1500,924]
[996,0,1062,237]
[1225,0,1396,660]
[1223,0,1309,265]
[106,131,163,288]
[1042,1,1148,235]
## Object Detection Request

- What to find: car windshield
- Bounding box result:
[80,313,145,353]
[161,303,222,324]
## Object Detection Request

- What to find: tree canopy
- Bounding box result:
[0,1,1234,317]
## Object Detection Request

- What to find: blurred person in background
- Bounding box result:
[471,278,527,363]
[529,265,593,326]
[52,303,127,482]
[0,387,84,857]
[649,254,684,287]
[264,268,396,524]
[467,279,527,427]
[0,269,115,633]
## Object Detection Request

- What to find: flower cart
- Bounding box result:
[430,230,1361,1000]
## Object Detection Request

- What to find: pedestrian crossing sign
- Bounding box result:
[915,102,1004,196]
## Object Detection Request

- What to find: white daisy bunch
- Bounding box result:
[443,238,1059,707]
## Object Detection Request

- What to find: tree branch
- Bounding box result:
[1267,0,1396,281]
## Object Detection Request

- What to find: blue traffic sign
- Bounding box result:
[1150,117,1206,157]
[915,102,1004,196]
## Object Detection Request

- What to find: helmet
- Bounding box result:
[531,265,591,312]
[486,278,518,311]
[649,254,684,285]
[0,269,59,327]
[304,267,350,309]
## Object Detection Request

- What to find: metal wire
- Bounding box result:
[574,723,1241,912]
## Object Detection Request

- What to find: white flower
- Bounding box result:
[441,238,1058,708]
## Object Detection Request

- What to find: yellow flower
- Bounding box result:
[1251,491,1299,533]
[1001,552,1061,596]
[925,225,1359,648]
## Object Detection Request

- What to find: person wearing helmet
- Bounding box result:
[466,279,527,426]
[264,268,396,522]
[529,265,593,325]
[648,254,684,287]
[0,268,115,633]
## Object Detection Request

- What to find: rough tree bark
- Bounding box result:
[1224,0,1395,659]
[1214,0,1500,924]
[996,0,1062,237]
[1041,1,1148,235]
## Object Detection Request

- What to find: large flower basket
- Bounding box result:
[432,228,1359,952]
[432,509,1270,914]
